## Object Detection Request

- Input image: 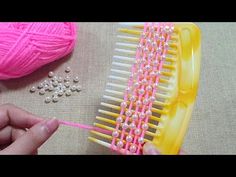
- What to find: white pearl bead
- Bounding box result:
[71,85,77,92]
[136,100,142,107]
[149,96,156,102]
[44,84,49,90]
[146,110,152,116]
[65,66,71,73]
[129,144,137,153]
[58,90,64,96]
[38,83,44,89]
[45,97,51,103]
[48,71,54,78]
[120,101,127,108]
[146,85,152,92]
[116,116,123,123]
[52,81,58,87]
[112,130,119,138]
[57,76,63,83]
[161,54,166,60]
[154,33,160,40]
[164,25,170,31]
[48,85,54,91]
[147,39,152,45]
[148,53,153,59]
[144,65,151,71]
[125,110,132,117]
[134,82,140,88]
[52,96,59,102]
[139,112,145,119]
[129,95,136,102]
[156,70,161,76]
[137,44,142,50]
[143,98,149,105]
[141,79,147,85]
[129,122,136,129]
[138,137,144,144]
[144,47,149,52]
[117,140,124,149]
[30,86,36,93]
[64,81,70,88]
[52,76,58,81]
[160,36,165,41]
[73,76,79,83]
[126,135,133,142]
[131,114,138,120]
[137,69,143,75]
[125,87,131,93]
[164,42,169,49]
[122,123,129,130]
[76,85,82,92]
[141,32,146,38]
[65,90,71,96]
[157,47,162,53]
[138,88,145,95]
[152,41,157,48]
[153,60,159,67]
[64,76,70,82]
[134,128,141,135]
[142,123,149,130]
[53,91,58,97]
[39,89,45,95]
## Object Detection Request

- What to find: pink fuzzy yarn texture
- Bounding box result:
[0,22,77,80]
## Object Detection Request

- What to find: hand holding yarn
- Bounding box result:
[0,22,77,80]
[0,104,59,154]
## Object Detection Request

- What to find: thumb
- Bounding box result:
[142,142,161,155]
[1,118,59,155]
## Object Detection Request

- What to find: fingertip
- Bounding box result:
[44,118,59,134]
[143,142,161,155]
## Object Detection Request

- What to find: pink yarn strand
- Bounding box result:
[59,120,112,135]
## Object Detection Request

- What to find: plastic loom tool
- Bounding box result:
[88,22,201,155]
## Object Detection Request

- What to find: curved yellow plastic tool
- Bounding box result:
[89,23,201,155]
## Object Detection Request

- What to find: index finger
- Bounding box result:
[0,104,43,129]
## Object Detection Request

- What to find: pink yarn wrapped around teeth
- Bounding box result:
[0,22,77,80]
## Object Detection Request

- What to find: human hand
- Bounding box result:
[0,104,59,155]
[143,142,185,155]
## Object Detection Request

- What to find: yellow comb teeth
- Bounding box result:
[89,22,201,155]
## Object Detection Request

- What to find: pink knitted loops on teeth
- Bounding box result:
[111,22,174,155]
[0,22,77,80]
[59,120,112,135]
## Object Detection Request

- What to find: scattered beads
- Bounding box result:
[70,85,76,92]
[73,76,79,83]
[30,86,36,93]
[65,66,71,73]
[39,89,45,95]
[45,97,51,103]
[29,66,82,104]
[65,90,72,96]
[52,96,59,102]
[48,71,54,78]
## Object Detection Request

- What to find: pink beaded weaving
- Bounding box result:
[110,22,174,155]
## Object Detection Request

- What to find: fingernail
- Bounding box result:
[43,118,59,133]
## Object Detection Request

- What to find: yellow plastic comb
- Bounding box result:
[88,22,201,154]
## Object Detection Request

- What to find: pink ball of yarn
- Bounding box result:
[0,22,77,80]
